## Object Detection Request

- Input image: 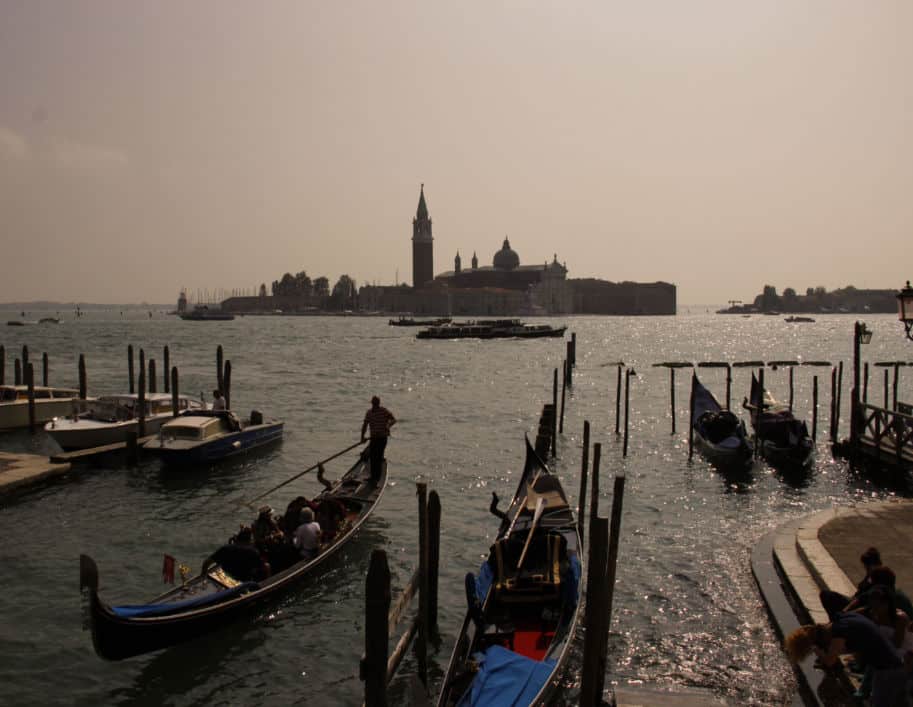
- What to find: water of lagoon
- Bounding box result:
[1,310,911,706]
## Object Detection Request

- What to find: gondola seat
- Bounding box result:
[492,532,566,604]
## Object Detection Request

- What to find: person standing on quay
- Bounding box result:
[361,396,395,483]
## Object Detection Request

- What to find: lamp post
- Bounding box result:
[851,321,873,449]
[898,281,913,342]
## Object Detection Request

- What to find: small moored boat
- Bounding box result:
[743,374,814,470]
[690,374,753,471]
[80,447,385,660]
[45,393,207,450]
[437,437,582,706]
[0,385,85,432]
[143,409,283,464]
[179,305,235,321]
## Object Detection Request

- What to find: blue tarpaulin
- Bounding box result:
[456,645,556,707]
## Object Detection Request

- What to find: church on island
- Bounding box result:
[359,186,676,316]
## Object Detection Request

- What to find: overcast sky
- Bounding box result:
[1,1,911,305]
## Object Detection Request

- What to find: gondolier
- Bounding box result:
[361,396,395,483]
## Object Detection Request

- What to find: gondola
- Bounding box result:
[691,373,753,471]
[437,437,582,707]
[79,447,385,660]
[742,373,814,470]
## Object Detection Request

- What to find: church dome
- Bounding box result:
[493,238,520,270]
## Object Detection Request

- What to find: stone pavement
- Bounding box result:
[754,499,913,706]
[0,451,72,496]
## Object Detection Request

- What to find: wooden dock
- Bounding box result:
[852,403,913,469]
[48,434,156,464]
[0,452,72,496]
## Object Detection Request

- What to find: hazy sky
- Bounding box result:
[1,1,911,305]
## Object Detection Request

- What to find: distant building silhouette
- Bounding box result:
[412,185,434,289]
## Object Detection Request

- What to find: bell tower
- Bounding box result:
[412,184,434,289]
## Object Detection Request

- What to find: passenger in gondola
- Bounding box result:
[314,498,346,541]
[253,506,282,547]
[201,527,269,582]
[293,507,322,561]
[281,496,311,536]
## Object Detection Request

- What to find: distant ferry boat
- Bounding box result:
[389,316,452,327]
[179,305,235,321]
[784,316,815,323]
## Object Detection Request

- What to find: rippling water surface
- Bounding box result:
[1,311,911,706]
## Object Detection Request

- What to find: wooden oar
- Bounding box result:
[504,470,543,539]
[516,496,546,570]
[241,440,365,507]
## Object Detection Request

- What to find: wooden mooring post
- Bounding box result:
[137,365,146,437]
[14,358,22,386]
[893,363,900,411]
[148,359,157,394]
[171,367,180,416]
[614,364,622,436]
[125,430,139,466]
[884,368,890,409]
[566,342,573,386]
[139,348,145,392]
[42,352,48,386]
[577,420,590,546]
[688,372,696,460]
[78,354,87,399]
[163,346,170,393]
[836,361,844,437]
[670,367,676,434]
[552,367,558,456]
[559,361,567,434]
[26,363,36,434]
[725,363,732,411]
[863,362,869,404]
[812,375,819,441]
[571,332,577,368]
[788,366,794,412]
[830,366,838,442]
[22,345,29,379]
[217,345,224,393]
[0,345,4,385]
[224,360,232,410]
[128,344,135,394]
[623,368,633,458]
[361,484,441,704]
[580,515,609,706]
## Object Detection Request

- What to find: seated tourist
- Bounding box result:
[820,546,883,620]
[293,507,321,561]
[314,499,346,540]
[201,527,269,582]
[253,506,282,546]
[281,496,310,536]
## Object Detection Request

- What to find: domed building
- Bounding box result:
[434,235,572,314]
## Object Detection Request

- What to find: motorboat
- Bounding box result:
[143,410,283,464]
[0,385,84,432]
[45,393,207,450]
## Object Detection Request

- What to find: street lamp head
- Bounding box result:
[897,281,913,342]
[856,321,873,345]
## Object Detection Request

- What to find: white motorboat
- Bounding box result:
[45,393,207,450]
[0,385,83,432]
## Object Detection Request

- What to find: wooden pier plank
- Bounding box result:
[49,435,156,464]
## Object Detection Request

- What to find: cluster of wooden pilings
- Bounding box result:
[361,483,441,706]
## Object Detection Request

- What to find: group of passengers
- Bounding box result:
[202,472,347,583]
[785,546,913,706]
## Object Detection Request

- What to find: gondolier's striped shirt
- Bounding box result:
[364,406,395,438]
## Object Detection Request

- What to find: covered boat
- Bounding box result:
[437,437,582,707]
[80,447,385,660]
[691,374,753,471]
[0,385,84,432]
[142,409,283,464]
[45,393,207,450]
[743,373,814,470]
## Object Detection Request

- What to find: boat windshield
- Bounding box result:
[163,425,203,440]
